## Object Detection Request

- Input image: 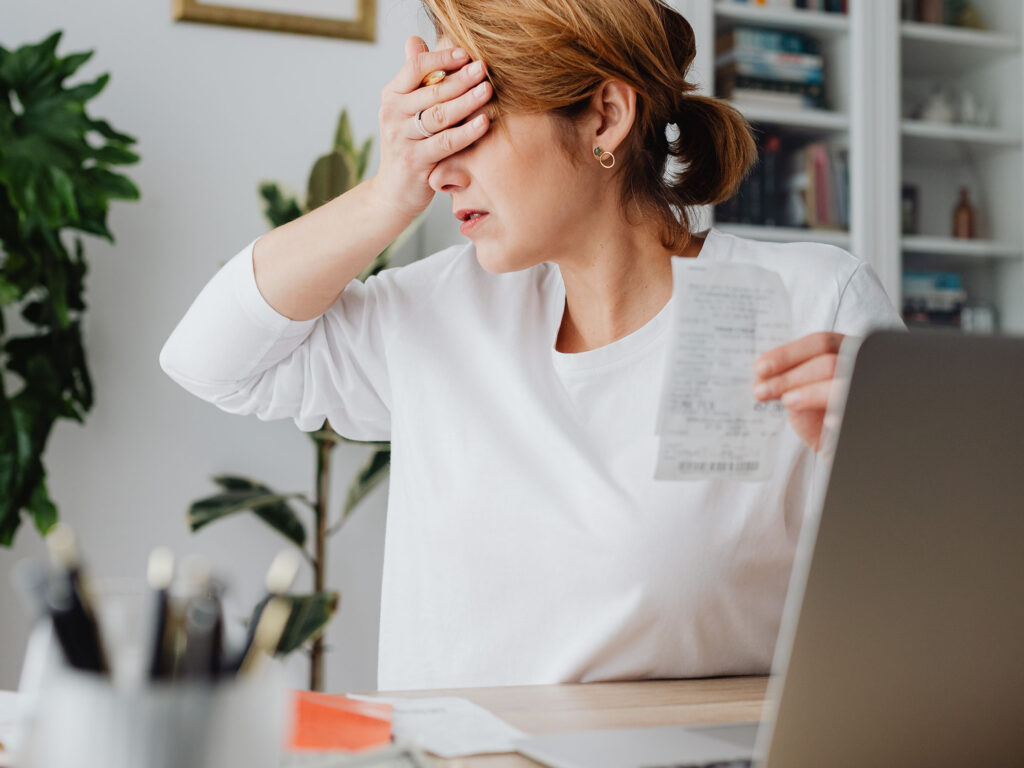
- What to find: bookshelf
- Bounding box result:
[676,0,1024,334]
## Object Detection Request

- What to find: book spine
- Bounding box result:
[716,60,824,84]
[718,26,820,57]
[715,49,825,71]
[717,73,826,106]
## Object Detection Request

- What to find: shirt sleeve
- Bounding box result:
[159,238,393,441]
[830,261,905,336]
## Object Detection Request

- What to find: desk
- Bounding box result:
[374,676,769,767]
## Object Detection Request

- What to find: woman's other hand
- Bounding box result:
[752,332,845,452]
[373,36,492,219]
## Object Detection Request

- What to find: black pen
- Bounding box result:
[44,524,109,674]
[146,546,176,680]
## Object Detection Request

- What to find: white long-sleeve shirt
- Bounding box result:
[160,228,902,690]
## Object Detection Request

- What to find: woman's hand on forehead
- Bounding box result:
[371,35,492,219]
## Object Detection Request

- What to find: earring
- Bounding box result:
[594,147,615,169]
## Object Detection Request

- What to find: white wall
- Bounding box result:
[0,0,464,692]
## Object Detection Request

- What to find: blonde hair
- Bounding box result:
[422,0,758,251]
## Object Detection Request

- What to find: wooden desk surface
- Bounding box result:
[377,676,769,768]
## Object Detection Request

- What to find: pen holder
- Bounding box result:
[14,579,289,768]
[24,661,287,768]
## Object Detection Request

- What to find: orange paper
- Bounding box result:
[289,690,393,752]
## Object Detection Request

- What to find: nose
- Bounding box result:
[427,154,471,195]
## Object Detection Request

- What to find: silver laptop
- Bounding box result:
[518,330,1024,768]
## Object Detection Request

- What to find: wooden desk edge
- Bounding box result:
[363,676,770,768]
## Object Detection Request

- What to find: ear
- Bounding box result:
[585,79,637,155]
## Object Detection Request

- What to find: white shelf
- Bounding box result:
[901,120,1019,145]
[902,236,1022,260]
[714,2,850,36]
[901,22,1020,76]
[715,223,851,248]
[734,102,850,132]
[901,120,1021,163]
[900,20,1018,48]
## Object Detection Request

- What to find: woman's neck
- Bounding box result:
[553,221,703,354]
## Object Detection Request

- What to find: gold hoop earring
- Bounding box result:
[594,147,615,169]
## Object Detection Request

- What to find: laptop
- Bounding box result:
[517,330,1024,768]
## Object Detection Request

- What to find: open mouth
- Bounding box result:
[455,209,490,234]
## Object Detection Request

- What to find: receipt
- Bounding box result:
[655,260,792,481]
[347,695,524,758]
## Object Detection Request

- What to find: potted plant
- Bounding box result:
[0,31,140,546]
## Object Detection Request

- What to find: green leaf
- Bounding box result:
[189,478,308,547]
[27,475,58,535]
[258,182,303,228]
[83,167,140,201]
[87,117,136,145]
[210,474,271,492]
[342,446,391,519]
[61,72,109,105]
[0,275,20,306]
[54,50,94,84]
[305,150,355,212]
[0,381,22,544]
[48,166,78,223]
[86,143,140,166]
[248,591,339,656]
[332,109,355,155]
[0,31,62,91]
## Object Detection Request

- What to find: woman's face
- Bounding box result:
[427,100,602,274]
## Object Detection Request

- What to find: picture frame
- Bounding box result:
[172,0,375,43]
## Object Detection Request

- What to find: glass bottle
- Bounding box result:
[952,187,976,239]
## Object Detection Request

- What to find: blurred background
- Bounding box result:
[1,0,1021,693]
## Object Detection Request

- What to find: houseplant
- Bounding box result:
[188,109,421,690]
[0,31,140,546]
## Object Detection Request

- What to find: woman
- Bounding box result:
[161,0,901,690]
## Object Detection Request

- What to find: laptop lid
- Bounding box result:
[759,330,1024,767]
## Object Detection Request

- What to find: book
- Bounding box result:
[726,89,822,110]
[715,26,821,57]
[715,48,824,72]
[716,137,848,232]
[716,59,824,85]
[717,71,826,108]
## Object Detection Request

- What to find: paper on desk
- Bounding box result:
[655,260,792,482]
[348,695,524,758]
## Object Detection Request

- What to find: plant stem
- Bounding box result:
[311,427,336,691]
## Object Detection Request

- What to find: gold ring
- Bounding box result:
[421,70,446,87]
